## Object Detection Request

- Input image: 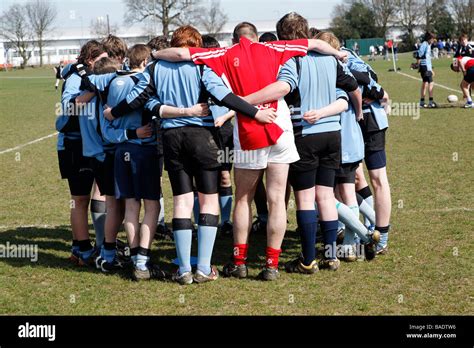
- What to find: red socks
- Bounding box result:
[233,244,248,265]
[233,244,282,269]
[266,247,282,269]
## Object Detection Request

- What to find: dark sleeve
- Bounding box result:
[350,70,371,86]
[336,61,358,92]
[219,93,258,119]
[363,86,385,101]
[126,129,138,140]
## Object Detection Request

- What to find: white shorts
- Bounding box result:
[234,99,300,170]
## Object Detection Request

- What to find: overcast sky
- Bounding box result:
[0,0,342,31]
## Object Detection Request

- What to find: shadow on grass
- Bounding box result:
[0,224,303,280]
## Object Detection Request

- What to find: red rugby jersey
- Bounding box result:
[459,56,474,70]
[189,37,309,150]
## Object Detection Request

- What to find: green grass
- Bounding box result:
[0,55,473,315]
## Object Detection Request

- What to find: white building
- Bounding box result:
[0,17,332,67]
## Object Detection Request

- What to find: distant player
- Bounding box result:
[417,32,437,108]
[454,34,474,58]
[451,56,474,108]
[53,62,63,90]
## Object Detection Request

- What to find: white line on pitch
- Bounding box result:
[0,132,58,155]
[397,71,463,94]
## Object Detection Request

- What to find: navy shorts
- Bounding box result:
[90,152,115,196]
[58,138,94,196]
[114,143,161,201]
[365,150,387,170]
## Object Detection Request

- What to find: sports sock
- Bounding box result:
[193,192,200,224]
[429,97,434,102]
[233,244,248,265]
[102,242,116,263]
[197,214,218,275]
[136,247,150,271]
[336,201,370,243]
[265,247,282,269]
[357,186,374,227]
[376,225,390,247]
[356,194,376,228]
[130,247,139,266]
[296,210,317,266]
[90,199,106,249]
[71,239,79,254]
[219,186,233,224]
[173,218,193,274]
[320,220,338,260]
[77,239,93,259]
[158,193,165,226]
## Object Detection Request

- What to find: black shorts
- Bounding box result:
[58,138,94,196]
[217,120,234,171]
[163,126,221,172]
[464,67,474,83]
[365,150,387,170]
[363,129,386,153]
[90,152,115,196]
[335,161,360,185]
[114,143,161,201]
[419,66,433,83]
[289,131,341,191]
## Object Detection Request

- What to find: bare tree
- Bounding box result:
[90,17,119,39]
[450,0,474,37]
[123,0,202,37]
[199,0,228,35]
[0,4,35,69]
[395,0,424,40]
[26,0,57,67]
[363,0,397,37]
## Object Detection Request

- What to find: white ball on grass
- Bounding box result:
[447,95,459,103]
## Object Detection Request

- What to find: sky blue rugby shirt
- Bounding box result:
[418,41,433,71]
[278,52,357,137]
[112,60,233,130]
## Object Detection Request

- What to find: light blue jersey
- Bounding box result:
[278,53,355,137]
[55,64,82,150]
[340,90,365,164]
[418,41,432,71]
[112,60,233,129]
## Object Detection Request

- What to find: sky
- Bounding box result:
[0,0,343,33]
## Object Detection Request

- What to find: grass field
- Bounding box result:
[0,53,472,315]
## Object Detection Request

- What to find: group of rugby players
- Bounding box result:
[56,12,392,284]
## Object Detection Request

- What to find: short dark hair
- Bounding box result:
[259,32,277,43]
[276,12,309,40]
[77,40,106,66]
[93,57,121,74]
[309,27,320,39]
[101,35,128,62]
[147,36,170,51]
[233,22,258,42]
[202,35,220,48]
[127,44,151,69]
[424,32,436,42]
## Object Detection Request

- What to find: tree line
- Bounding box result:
[330,0,473,51]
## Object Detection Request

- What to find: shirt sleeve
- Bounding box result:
[87,73,117,92]
[336,60,358,92]
[336,88,349,102]
[111,63,157,118]
[264,39,309,66]
[189,47,228,76]
[277,58,298,92]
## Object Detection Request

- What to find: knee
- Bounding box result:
[220,172,231,187]
[72,196,90,209]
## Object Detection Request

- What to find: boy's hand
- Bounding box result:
[137,124,153,139]
[214,116,226,128]
[337,51,349,62]
[188,103,209,117]
[303,109,323,124]
[255,108,277,124]
[103,106,115,121]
